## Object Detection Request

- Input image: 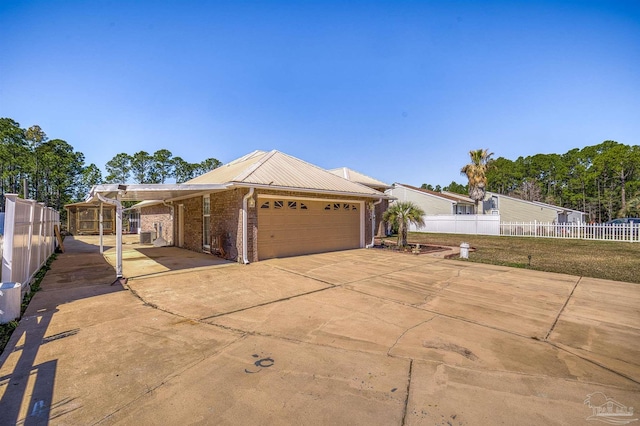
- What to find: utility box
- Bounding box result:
[460,242,470,259]
[140,231,153,244]
[0,282,22,323]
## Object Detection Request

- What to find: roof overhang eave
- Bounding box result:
[85,183,231,203]
[232,182,395,200]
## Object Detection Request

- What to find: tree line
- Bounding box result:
[0,117,222,210]
[422,141,640,222]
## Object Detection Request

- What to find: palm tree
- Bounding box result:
[461,149,493,214]
[383,201,425,247]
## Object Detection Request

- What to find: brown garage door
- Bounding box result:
[258,198,362,260]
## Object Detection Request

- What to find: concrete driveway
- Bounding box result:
[1,236,638,425]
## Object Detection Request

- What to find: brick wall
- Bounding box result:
[140,204,173,244]
[181,196,203,252]
[209,189,245,263]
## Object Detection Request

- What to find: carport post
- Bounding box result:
[96,193,127,285]
[99,202,104,254]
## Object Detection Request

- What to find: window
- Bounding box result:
[274,200,284,209]
[333,203,340,210]
[288,201,297,209]
[261,201,270,209]
[351,205,357,211]
[324,204,331,210]
[300,203,308,210]
[203,195,211,249]
[343,203,350,210]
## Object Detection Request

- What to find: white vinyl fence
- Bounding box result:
[411,215,639,243]
[410,215,501,235]
[2,194,60,298]
[500,221,640,242]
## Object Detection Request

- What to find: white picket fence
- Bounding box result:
[500,221,640,242]
[2,194,60,298]
[410,215,501,235]
[411,215,639,242]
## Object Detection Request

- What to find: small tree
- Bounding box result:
[383,201,425,247]
[461,149,493,213]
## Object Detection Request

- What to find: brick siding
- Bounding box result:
[140,204,173,244]
[177,188,382,262]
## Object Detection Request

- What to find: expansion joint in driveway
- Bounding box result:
[401,359,413,426]
[544,276,581,341]
[547,342,640,386]
[269,265,338,287]
[199,285,335,321]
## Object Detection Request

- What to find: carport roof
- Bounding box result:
[85,183,230,203]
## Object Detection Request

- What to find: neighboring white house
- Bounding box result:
[387,183,475,215]
[478,191,586,223]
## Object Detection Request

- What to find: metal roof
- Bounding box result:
[395,183,474,204]
[328,167,391,189]
[187,150,388,198]
[87,150,389,203]
[86,183,229,203]
[487,191,585,214]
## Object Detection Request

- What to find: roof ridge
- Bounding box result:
[329,167,390,187]
[271,152,383,194]
[232,149,277,182]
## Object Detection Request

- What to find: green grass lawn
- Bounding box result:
[382,232,640,284]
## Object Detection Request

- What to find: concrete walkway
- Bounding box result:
[0,236,638,425]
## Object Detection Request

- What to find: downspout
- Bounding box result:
[366,198,383,248]
[96,192,127,285]
[242,187,255,264]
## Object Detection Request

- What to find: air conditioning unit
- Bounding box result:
[140,231,153,244]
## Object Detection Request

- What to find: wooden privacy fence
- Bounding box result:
[2,194,60,298]
[500,221,640,242]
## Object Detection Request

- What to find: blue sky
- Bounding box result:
[1,0,639,187]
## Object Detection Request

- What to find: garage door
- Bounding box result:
[258,198,362,260]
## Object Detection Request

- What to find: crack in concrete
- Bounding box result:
[387,317,437,357]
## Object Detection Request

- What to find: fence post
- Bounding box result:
[1,194,17,283]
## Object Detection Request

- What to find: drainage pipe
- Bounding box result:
[366,198,383,248]
[242,187,255,264]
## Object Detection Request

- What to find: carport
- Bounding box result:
[85,183,229,284]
